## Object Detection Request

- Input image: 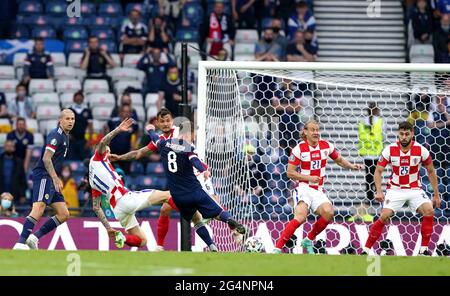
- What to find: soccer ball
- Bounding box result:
[244,236,265,253]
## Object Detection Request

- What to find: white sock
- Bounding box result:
[419,246,428,253]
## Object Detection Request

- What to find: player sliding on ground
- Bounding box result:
[273,120,364,254]
[110,108,235,251]
[146,121,247,251]
[362,121,440,256]
[89,118,171,248]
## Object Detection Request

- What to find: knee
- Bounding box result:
[423,208,434,217]
[160,203,172,216]
[294,212,306,224]
[379,214,390,223]
[322,210,334,222]
[57,211,70,223]
[140,237,147,247]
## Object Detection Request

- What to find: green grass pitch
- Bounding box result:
[0,250,449,276]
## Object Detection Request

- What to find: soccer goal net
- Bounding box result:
[196,62,450,255]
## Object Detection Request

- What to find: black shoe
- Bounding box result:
[418,249,432,256]
[228,219,246,235]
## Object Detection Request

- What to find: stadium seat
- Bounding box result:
[36,105,61,120]
[125,3,142,15]
[64,16,85,27]
[92,106,114,120]
[146,105,158,119]
[99,39,118,53]
[64,160,85,174]
[114,80,142,95]
[54,67,77,79]
[25,119,39,133]
[234,54,255,61]
[13,25,30,39]
[28,79,55,94]
[80,2,96,16]
[123,54,142,68]
[92,119,107,133]
[145,93,159,109]
[38,119,59,135]
[45,0,67,17]
[410,44,434,61]
[146,162,165,175]
[0,118,11,133]
[128,93,144,107]
[90,28,115,40]
[0,66,16,79]
[31,26,57,39]
[29,15,54,27]
[135,105,145,121]
[135,175,154,190]
[180,2,204,28]
[13,53,27,68]
[175,29,200,43]
[87,16,112,28]
[75,69,87,80]
[33,133,44,147]
[50,53,67,67]
[99,3,123,17]
[0,134,7,146]
[4,93,16,104]
[63,27,89,40]
[68,52,83,68]
[235,29,259,44]
[83,79,109,94]
[59,92,76,107]
[65,40,88,54]
[19,1,43,15]
[32,93,59,106]
[130,161,145,176]
[234,43,256,55]
[86,93,116,107]
[109,67,142,82]
[56,79,82,93]
[110,54,122,67]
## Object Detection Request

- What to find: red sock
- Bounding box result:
[365,219,386,248]
[421,216,433,247]
[156,215,170,246]
[125,234,143,247]
[276,219,301,249]
[307,217,330,240]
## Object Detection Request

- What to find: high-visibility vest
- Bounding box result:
[358,117,383,157]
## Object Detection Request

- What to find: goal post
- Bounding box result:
[196,61,450,255]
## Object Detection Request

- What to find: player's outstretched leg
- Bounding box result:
[216,210,246,235]
[115,225,147,248]
[417,202,435,256]
[156,200,177,251]
[14,202,46,250]
[192,212,218,252]
[362,208,393,255]
[301,203,334,255]
[273,202,308,254]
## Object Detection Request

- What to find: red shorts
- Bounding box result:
[168,197,179,211]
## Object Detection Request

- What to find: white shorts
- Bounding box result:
[196,174,216,196]
[383,188,431,213]
[293,184,331,213]
[113,189,155,231]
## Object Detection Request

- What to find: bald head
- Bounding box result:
[59,108,75,134]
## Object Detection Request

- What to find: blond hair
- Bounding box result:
[301,120,320,141]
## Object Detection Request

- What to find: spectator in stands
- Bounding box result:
[0,0,17,39]
[147,16,170,53]
[287,1,316,40]
[106,104,139,174]
[0,192,19,218]
[80,36,116,91]
[137,47,169,95]
[408,90,432,146]
[110,92,139,122]
[427,94,450,168]
[233,0,257,29]
[8,84,36,121]
[271,79,302,148]
[0,140,26,206]
[286,30,318,62]
[304,28,319,53]
[0,92,8,118]
[412,0,434,44]
[433,14,450,63]
[158,65,192,117]
[202,1,236,57]
[22,38,54,85]
[120,9,148,54]
[68,91,93,161]
[271,18,288,59]
[255,28,283,61]
[6,117,34,172]
[274,0,297,23]
[61,164,80,216]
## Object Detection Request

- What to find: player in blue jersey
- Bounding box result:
[14,109,75,250]
[146,122,246,251]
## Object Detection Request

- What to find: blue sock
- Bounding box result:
[195,223,214,247]
[35,216,61,239]
[18,216,37,244]
[218,211,231,223]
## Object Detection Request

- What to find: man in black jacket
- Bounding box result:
[0,140,27,205]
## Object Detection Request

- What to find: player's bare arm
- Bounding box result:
[110,145,152,162]
[374,164,385,202]
[286,163,321,183]
[333,155,364,170]
[92,197,117,238]
[425,162,441,208]
[42,149,62,192]
[98,118,134,154]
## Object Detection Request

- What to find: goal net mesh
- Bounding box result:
[200,66,450,255]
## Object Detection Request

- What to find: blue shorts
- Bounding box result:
[172,188,223,220]
[31,175,65,205]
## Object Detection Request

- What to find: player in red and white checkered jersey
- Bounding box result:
[274,120,364,254]
[363,122,441,256]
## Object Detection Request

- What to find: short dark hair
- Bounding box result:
[16,117,26,124]
[157,107,173,119]
[16,83,26,90]
[297,1,308,8]
[34,37,44,43]
[88,35,98,41]
[73,90,84,98]
[399,121,414,131]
